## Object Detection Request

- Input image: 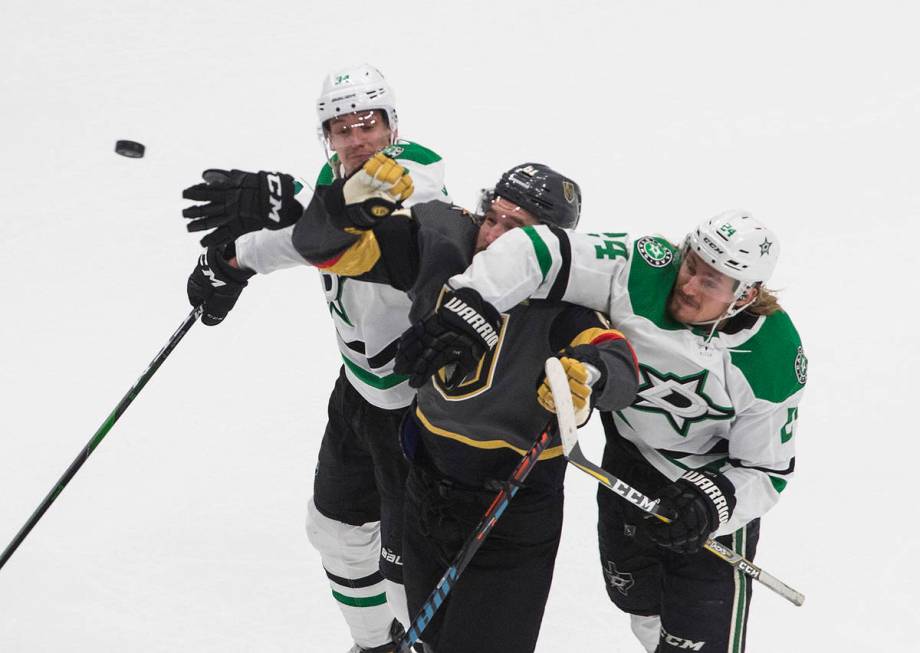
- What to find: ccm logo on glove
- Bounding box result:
[266,173,285,224]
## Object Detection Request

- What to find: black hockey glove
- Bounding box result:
[182,169,303,247]
[645,470,737,554]
[394,288,502,389]
[187,245,255,326]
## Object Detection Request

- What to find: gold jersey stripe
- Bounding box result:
[569,326,626,348]
[416,407,564,460]
[318,228,382,276]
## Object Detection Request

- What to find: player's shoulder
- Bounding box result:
[315,158,336,187]
[631,234,679,263]
[624,233,681,294]
[728,309,807,403]
[313,142,443,189]
[413,201,478,229]
[383,140,443,166]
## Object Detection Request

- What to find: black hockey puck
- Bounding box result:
[115,140,145,158]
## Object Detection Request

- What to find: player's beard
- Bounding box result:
[667,287,700,323]
[341,147,379,176]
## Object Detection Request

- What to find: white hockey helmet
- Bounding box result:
[683,210,780,326]
[685,210,779,286]
[316,64,398,137]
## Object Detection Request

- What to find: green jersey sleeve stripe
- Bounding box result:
[521,226,552,282]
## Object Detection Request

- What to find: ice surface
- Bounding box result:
[2,2,918,651]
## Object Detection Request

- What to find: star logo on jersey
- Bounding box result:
[322,272,353,326]
[794,345,808,384]
[636,236,674,268]
[604,561,635,596]
[630,365,734,436]
[760,237,773,256]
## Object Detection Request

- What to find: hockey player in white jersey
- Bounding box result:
[182,64,448,653]
[397,211,806,652]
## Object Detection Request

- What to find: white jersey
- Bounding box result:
[236,140,450,409]
[449,227,806,535]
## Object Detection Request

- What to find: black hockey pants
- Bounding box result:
[402,462,564,653]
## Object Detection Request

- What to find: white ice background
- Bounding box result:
[1,1,918,651]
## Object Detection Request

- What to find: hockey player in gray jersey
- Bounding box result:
[182,65,448,653]
[400,212,806,652]
[293,159,640,653]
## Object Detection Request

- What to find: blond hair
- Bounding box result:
[747,286,782,316]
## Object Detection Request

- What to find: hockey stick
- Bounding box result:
[542,362,806,608]
[394,357,564,653]
[0,305,203,572]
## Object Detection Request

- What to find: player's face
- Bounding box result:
[475,197,540,252]
[325,110,392,176]
[668,251,744,324]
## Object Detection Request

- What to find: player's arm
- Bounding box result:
[293,153,475,298]
[183,174,313,275]
[448,226,628,314]
[395,229,632,390]
[646,329,806,553]
[400,157,451,205]
[648,391,801,553]
[293,153,412,269]
[537,306,639,425]
[714,388,803,536]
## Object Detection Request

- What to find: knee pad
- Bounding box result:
[306,497,382,578]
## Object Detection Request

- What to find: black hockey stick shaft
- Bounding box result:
[565,443,805,606]
[0,306,202,571]
[396,423,556,653]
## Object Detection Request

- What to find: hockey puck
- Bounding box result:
[115,140,145,158]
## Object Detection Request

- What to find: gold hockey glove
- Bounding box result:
[538,346,604,426]
[361,152,414,202]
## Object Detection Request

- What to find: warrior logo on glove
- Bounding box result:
[394,288,502,389]
[441,294,499,348]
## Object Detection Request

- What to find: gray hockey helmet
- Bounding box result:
[493,163,581,229]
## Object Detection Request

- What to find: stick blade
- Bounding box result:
[544,357,578,456]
